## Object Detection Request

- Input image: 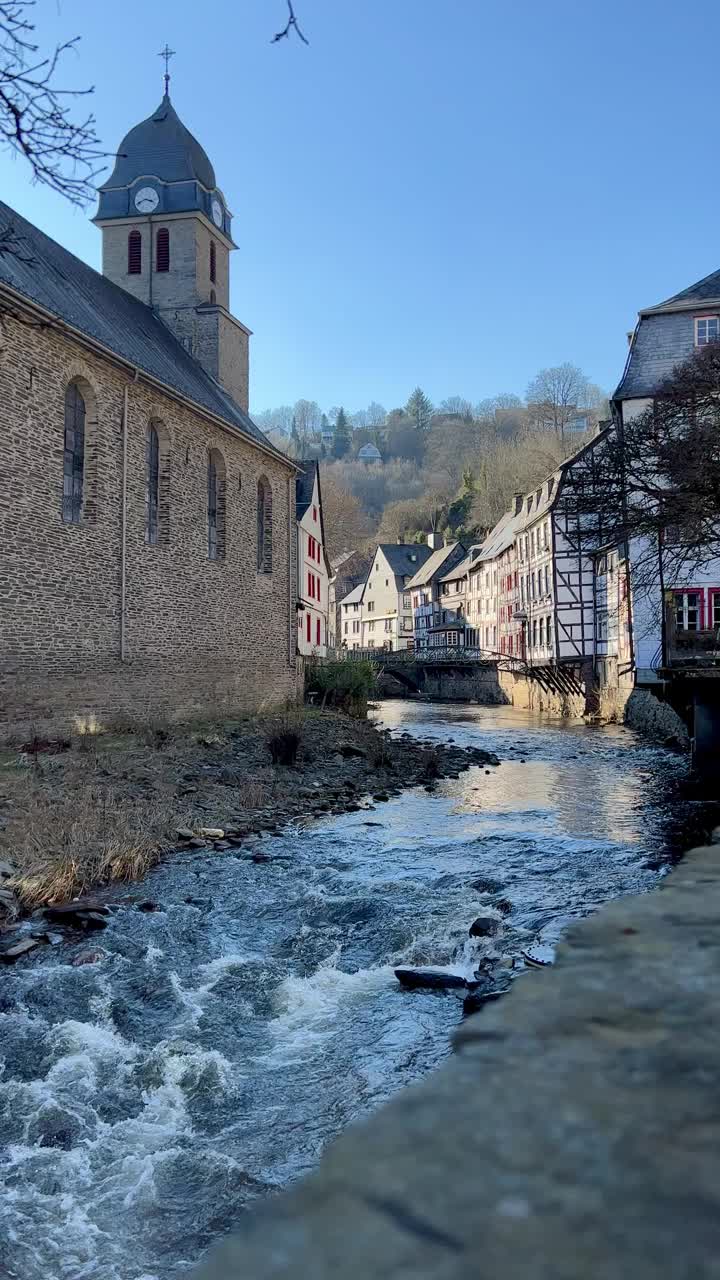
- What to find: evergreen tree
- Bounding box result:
[406,386,434,432]
[332,407,351,459]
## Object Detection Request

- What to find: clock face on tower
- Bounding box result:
[134,186,159,213]
[211,198,223,228]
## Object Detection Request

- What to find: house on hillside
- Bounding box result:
[357,443,382,465]
[0,91,298,739]
[339,582,364,650]
[407,537,468,650]
[361,543,432,650]
[296,461,330,656]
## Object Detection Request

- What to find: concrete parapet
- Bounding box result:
[194,843,720,1280]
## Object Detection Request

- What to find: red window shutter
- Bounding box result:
[306,613,311,642]
[156,227,169,272]
[316,618,321,645]
[128,230,142,274]
[308,571,312,598]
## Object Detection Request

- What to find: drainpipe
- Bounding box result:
[287,473,294,670]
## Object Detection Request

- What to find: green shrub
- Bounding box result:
[305,658,376,716]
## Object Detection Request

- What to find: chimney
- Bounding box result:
[427,532,443,550]
[514,493,524,515]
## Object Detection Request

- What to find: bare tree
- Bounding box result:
[526,363,591,439]
[320,471,375,557]
[271,0,309,45]
[0,1,104,206]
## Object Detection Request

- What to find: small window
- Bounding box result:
[316,618,321,646]
[210,240,216,284]
[128,230,142,274]
[156,227,169,272]
[712,592,720,629]
[306,612,311,643]
[675,591,700,632]
[367,601,374,613]
[695,316,720,346]
[62,382,86,523]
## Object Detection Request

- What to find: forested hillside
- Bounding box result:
[254,365,608,559]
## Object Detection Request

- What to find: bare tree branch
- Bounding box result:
[0,0,107,206]
[272,0,310,45]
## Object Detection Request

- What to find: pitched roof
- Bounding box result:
[439,546,484,583]
[0,201,288,463]
[295,460,318,521]
[101,94,216,191]
[376,543,432,579]
[340,583,364,606]
[643,267,720,313]
[405,543,465,589]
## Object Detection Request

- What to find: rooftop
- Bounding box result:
[100,93,216,192]
[406,543,465,590]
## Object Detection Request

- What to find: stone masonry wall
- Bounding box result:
[0,313,297,741]
[498,669,584,718]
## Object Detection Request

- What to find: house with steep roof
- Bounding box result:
[614,267,720,681]
[0,87,299,738]
[406,537,468,650]
[339,582,365,650]
[296,462,330,656]
[361,542,432,650]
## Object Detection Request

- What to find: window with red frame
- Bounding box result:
[316,618,321,645]
[306,613,311,642]
[308,571,313,598]
[308,535,315,559]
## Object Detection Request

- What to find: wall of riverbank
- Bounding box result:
[194,838,720,1280]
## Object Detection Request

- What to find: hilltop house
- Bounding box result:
[0,90,298,738]
[361,543,432,650]
[407,537,468,650]
[296,461,330,656]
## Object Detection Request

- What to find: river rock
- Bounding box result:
[176,827,194,840]
[395,967,468,991]
[72,949,105,966]
[44,902,108,930]
[189,836,206,848]
[1,936,44,963]
[469,876,505,895]
[197,827,224,839]
[469,915,500,937]
[339,744,366,759]
[462,988,508,1018]
[136,900,161,913]
[0,887,19,919]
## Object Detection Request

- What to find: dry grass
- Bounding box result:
[4,772,176,908]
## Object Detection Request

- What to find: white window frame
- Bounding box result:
[695,315,720,346]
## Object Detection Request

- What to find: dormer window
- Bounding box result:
[695,316,719,346]
[156,227,170,272]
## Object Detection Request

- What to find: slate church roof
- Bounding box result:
[0,200,284,459]
[101,94,216,191]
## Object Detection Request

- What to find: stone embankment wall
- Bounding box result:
[497,668,584,717]
[194,840,720,1280]
[625,688,689,748]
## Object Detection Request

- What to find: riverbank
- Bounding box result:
[0,707,498,934]
[195,833,720,1280]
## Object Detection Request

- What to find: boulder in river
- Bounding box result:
[44,901,109,930]
[462,988,508,1018]
[469,915,500,937]
[1,936,45,963]
[72,949,106,966]
[395,967,468,991]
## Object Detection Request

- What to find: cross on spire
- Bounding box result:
[158,44,176,95]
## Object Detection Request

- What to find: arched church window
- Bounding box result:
[156,227,170,273]
[257,476,273,574]
[128,230,142,274]
[208,449,226,561]
[209,240,216,284]
[62,382,86,523]
[145,423,160,544]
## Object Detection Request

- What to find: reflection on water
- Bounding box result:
[0,701,714,1280]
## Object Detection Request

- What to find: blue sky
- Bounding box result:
[2,0,719,414]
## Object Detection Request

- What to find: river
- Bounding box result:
[1,701,715,1280]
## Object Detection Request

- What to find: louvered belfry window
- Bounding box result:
[128,230,142,274]
[156,227,169,273]
[62,383,85,523]
[146,424,160,544]
[209,240,216,284]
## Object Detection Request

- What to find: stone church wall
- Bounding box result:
[0,315,297,741]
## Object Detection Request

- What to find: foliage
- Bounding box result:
[305,657,376,715]
[320,470,375,557]
[0,0,104,205]
[405,385,434,432]
[332,406,351,459]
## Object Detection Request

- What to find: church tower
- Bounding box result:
[94,87,250,410]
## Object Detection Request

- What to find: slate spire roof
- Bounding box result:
[100,94,216,191]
